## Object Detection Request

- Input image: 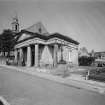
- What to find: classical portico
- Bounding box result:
[14,22,79,68]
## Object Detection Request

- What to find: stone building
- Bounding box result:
[14,21,79,68]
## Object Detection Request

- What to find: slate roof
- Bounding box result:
[15,22,79,45]
[16,30,79,45]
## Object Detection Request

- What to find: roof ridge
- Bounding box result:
[25,21,49,35]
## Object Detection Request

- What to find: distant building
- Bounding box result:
[94,52,105,59]
[93,52,105,67]
[14,21,79,67]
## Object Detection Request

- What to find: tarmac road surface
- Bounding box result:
[0,66,105,105]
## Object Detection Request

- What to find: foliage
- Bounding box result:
[88,67,105,82]
[79,47,89,57]
[0,29,15,56]
[0,36,2,52]
[78,56,95,66]
[90,49,95,57]
[89,72,105,82]
[89,74,105,82]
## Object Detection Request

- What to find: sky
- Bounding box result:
[0,0,105,52]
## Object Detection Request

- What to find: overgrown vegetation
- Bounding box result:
[88,67,105,82]
[0,29,16,56]
[78,56,95,66]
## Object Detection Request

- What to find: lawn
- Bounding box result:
[70,66,105,82]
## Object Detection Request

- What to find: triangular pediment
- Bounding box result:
[26,22,49,35]
[18,33,32,42]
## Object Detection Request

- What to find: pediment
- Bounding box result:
[26,22,49,35]
[18,33,32,42]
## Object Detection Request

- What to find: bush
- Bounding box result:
[89,74,105,82]
[79,56,95,66]
[87,67,105,82]
[89,68,105,75]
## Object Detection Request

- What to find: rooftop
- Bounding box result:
[16,22,79,45]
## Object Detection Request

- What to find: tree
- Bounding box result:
[78,56,95,66]
[79,47,89,57]
[90,49,95,57]
[0,34,2,52]
[78,48,95,66]
[0,29,15,56]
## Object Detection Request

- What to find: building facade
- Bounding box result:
[14,22,79,67]
[95,52,105,59]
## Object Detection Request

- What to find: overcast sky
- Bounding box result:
[0,0,105,52]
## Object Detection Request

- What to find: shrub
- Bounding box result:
[79,56,95,66]
[87,67,105,82]
[89,74,105,82]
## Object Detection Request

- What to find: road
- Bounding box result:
[0,66,105,105]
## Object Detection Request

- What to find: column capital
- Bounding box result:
[35,43,39,45]
[27,45,31,47]
[69,48,72,52]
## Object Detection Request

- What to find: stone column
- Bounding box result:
[53,44,58,67]
[75,48,79,65]
[19,48,23,66]
[60,45,63,61]
[68,49,72,63]
[14,49,18,63]
[35,44,39,67]
[72,48,78,65]
[27,46,31,67]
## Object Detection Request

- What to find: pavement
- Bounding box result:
[0,64,105,95]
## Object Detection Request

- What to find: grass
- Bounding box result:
[69,66,105,82]
[88,67,105,82]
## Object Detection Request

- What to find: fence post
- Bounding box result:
[85,70,90,80]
